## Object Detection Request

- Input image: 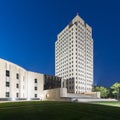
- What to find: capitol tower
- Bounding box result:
[55,14,93,94]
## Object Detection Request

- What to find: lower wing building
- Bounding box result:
[0,58,67,101]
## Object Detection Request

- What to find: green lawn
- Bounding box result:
[96,101,120,107]
[0,101,120,120]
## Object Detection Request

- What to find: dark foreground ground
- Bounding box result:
[0,101,120,120]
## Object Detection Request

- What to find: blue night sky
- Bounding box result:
[0,0,120,87]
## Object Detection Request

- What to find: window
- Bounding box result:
[16,84,19,88]
[35,94,37,98]
[34,87,37,90]
[6,92,10,97]
[6,70,10,77]
[34,79,37,83]
[6,82,10,87]
[16,73,19,79]
[16,93,19,98]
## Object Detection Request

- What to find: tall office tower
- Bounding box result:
[55,14,93,94]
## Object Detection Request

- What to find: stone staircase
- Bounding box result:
[66,93,117,102]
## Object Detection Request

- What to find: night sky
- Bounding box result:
[0,0,120,87]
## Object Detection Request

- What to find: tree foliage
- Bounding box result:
[110,82,120,94]
[110,82,120,99]
[94,86,109,98]
[93,82,120,99]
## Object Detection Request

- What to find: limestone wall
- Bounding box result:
[42,88,67,100]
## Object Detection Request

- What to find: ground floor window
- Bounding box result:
[34,94,37,98]
[16,93,19,98]
[6,92,10,97]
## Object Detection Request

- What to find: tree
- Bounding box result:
[110,82,120,99]
[93,86,109,98]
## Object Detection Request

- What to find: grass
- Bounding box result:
[0,101,120,120]
[96,101,120,107]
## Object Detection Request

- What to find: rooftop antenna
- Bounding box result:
[76,12,79,16]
